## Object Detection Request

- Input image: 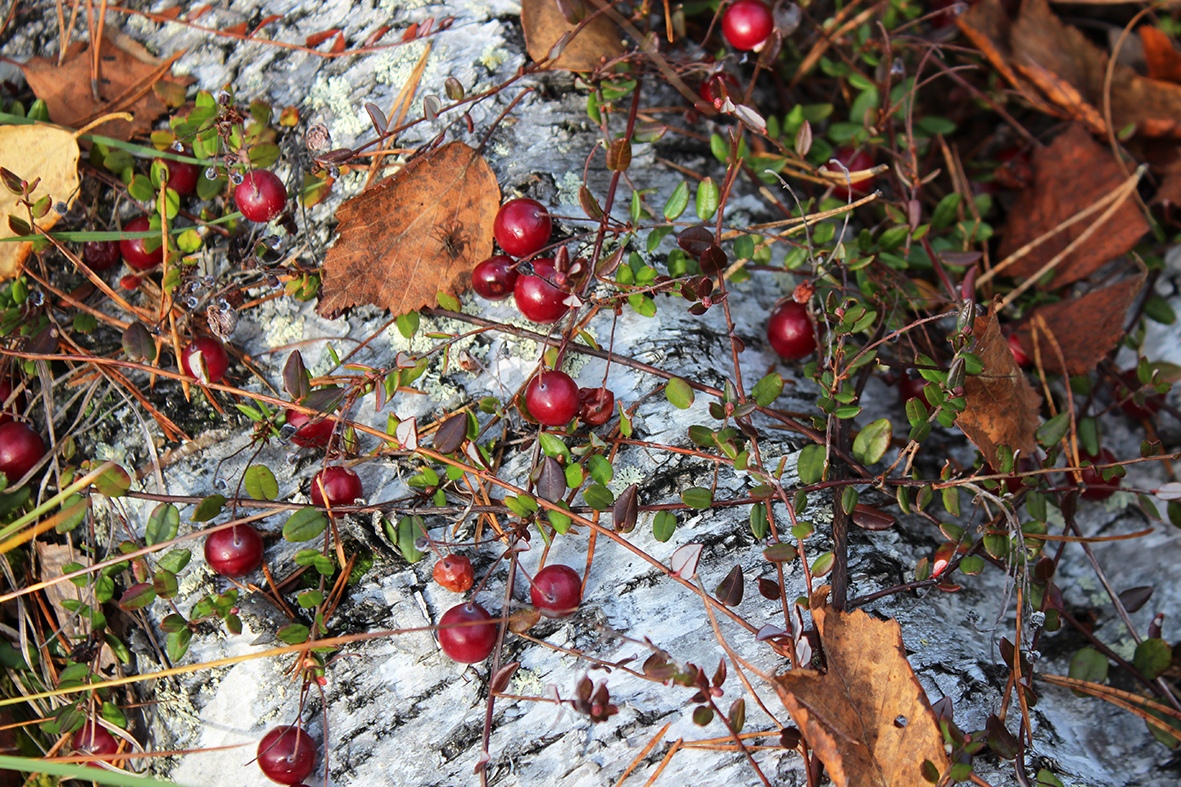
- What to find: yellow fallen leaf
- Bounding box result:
[0,124,80,279]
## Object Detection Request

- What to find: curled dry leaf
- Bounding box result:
[1140,26,1181,85]
[21,38,187,140]
[1012,273,1146,375]
[996,125,1148,287]
[521,0,624,72]
[0,124,79,279]
[959,0,1181,138]
[955,306,1041,468]
[318,142,499,318]
[773,587,949,787]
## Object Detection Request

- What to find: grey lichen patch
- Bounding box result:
[556,171,584,208]
[307,75,371,139]
[372,41,435,110]
[249,291,307,350]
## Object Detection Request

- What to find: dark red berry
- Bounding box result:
[722,0,774,51]
[1007,333,1031,368]
[525,371,580,427]
[157,158,200,196]
[0,421,45,482]
[1079,448,1121,501]
[438,602,497,663]
[73,723,119,766]
[433,554,475,593]
[493,198,551,258]
[234,169,287,223]
[181,337,230,384]
[822,148,875,200]
[513,258,569,324]
[472,255,519,301]
[698,72,740,107]
[203,524,264,577]
[285,409,335,448]
[257,726,316,785]
[119,274,141,291]
[896,374,931,407]
[120,216,163,270]
[767,301,816,361]
[531,564,582,618]
[310,466,363,507]
[82,241,121,271]
[578,386,615,427]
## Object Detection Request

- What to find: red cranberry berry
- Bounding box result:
[203,524,264,577]
[82,241,121,271]
[721,0,774,51]
[120,216,163,271]
[157,158,200,196]
[896,374,931,406]
[0,421,45,482]
[285,409,335,448]
[578,386,615,427]
[822,148,876,200]
[698,72,741,107]
[310,466,363,507]
[433,554,475,593]
[525,371,580,427]
[513,258,570,324]
[1079,448,1121,501]
[73,723,119,765]
[1007,334,1031,367]
[767,301,816,361]
[531,564,582,618]
[234,169,287,223]
[181,337,230,384]
[472,255,519,301]
[438,602,498,663]
[493,198,551,258]
[257,726,316,785]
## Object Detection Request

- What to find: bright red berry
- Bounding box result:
[531,564,582,618]
[310,466,363,507]
[525,371,580,427]
[1079,448,1121,501]
[119,274,141,291]
[438,602,498,663]
[73,722,119,766]
[722,0,774,51]
[513,258,570,324]
[493,198,551,258]
[822,148,876,200]
[257,726,316,785]
[0,421,45,482]
[767,301,816,361]
[82,240,121,271]
[285,409,335,448]
[120,216,163,270]
[157,158,200,196]
[181,337,230,384]
[472,255,519,301]
[433,554,475,593]
[234,169,287,223]
[203,524,264,577]
[1007,333,1031,368]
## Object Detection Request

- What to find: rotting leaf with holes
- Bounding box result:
[993,126,1148,288]
[955,306,1041,468]
[21,38,188,141]
[1011,273,1146,375]
[0,125,79,279]
[520,0,623,72]
[318,142,499,317]
[773,587,950,787]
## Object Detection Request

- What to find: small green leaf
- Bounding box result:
[191,494,226,523]
[1068,646,1109,691]
[167,628,192,662]
[283,507,328,542]
[277,624,310,645]
[396,311,420,339]
[851,418,892,465]
[587,455,614,485]
[582,484,615,511]
[1037,412,1070,448]
[145,503,180,547]
[243,465,278,501]
[652,510,677,542]
[796,444,827,485]
[666,377,695,409]
[1134,638,1173,680]
[664,181,690,220]
[696,177,720,222]
[394,515,425,563]
[118,582,156,611]
[749,503,769,540]
[681,487,713,509]
[157,548,191,575]
[751,373,784,406]
[93,464,131,498]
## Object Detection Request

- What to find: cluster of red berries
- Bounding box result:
[436,563,583,663]
[472,197,573,324]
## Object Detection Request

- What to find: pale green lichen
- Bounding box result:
[480,40,509,72]
[373,42,435,112]
[307,75,370,139]
[556,171,584,208]
[609,465,646,496]
[252,295,306,351]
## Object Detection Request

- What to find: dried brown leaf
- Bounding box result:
[317,142,499,318]
[21,38,186,140]
[997,125,1148,287]
[956,307,1041,466]
[1141,26,1181,84]
[521,0,624,72]
[773,588,950,787]
[0,124,79,280]
[1013,274,1145,375]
